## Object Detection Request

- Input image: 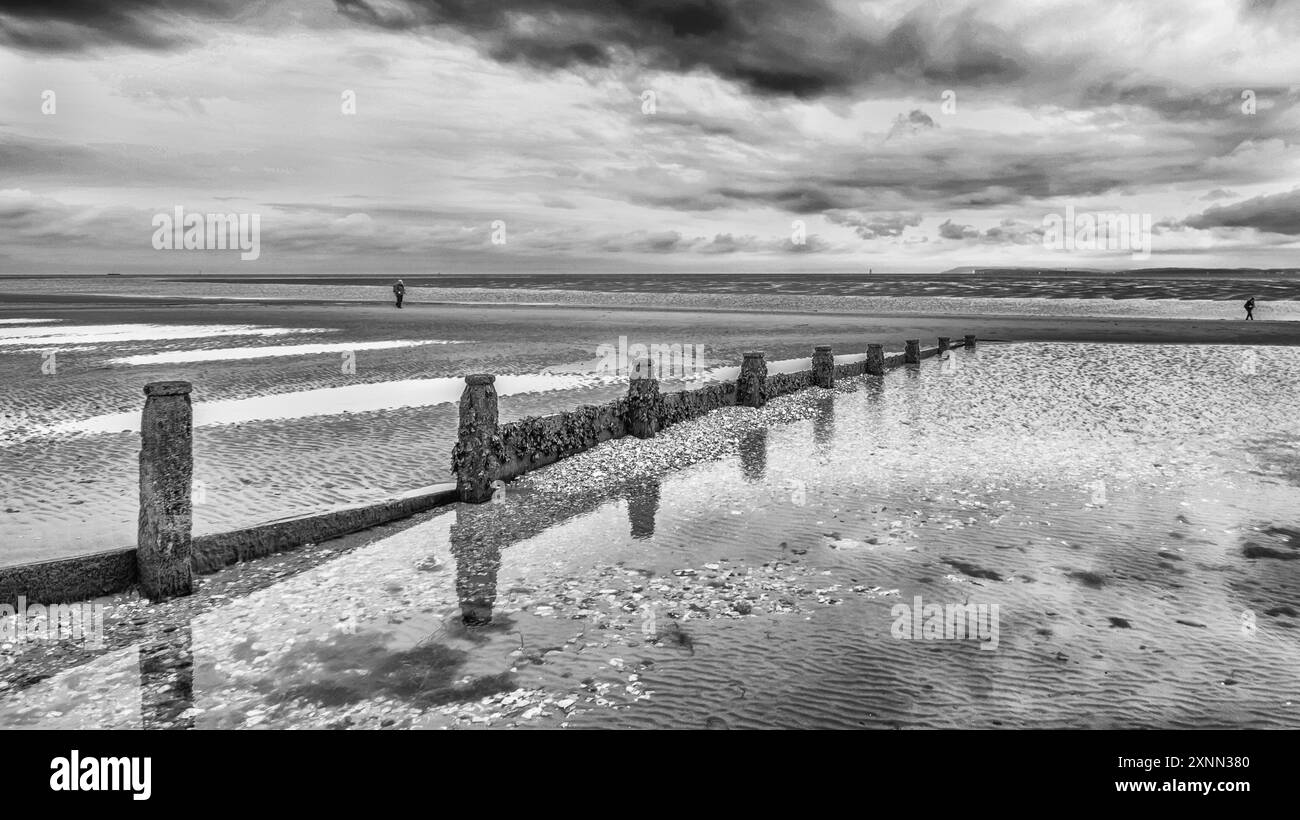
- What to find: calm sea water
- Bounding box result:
[8,271,1300,300]
[4,272,1300,319]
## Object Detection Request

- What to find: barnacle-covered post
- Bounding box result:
[905,339,921,364]
[453,374,502,503]
[937,336,951,352]
[735,351,768,408]
[812,345,834,389]
[964,334,977,349]
[865,343,885,376]
[137,380,194,601]
[627,356,660,439]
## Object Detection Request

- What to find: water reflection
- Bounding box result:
[450,505,503,627]
[6,342,1299,731]
[859,375,885,406]
[626,477,661,540]
[812,392,835,448]
[138,622,194,730]
[739,428,767,482]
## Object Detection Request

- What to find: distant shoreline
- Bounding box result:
[4,271,1300,304]
[1,267,1297,281]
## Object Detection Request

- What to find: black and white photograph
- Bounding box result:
[0,0,1294,799]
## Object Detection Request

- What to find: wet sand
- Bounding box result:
[1,288,1297,565]
[5,291,1298,345]
[3,343,1298,729]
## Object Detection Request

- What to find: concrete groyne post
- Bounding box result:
[454,374,501,504]
[627,357,660,439]
[137,381,194,601]
[938,336,951,352]
[866,344,885,375]
[735,351,768,408]
[964,334,976,349]
[812,345,835,389]
[905,339,921,364]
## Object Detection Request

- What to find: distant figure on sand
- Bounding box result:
[1244,296,1255,320]
[393,279,405,309]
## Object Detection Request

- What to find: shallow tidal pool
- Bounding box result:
[3,342,1299,729]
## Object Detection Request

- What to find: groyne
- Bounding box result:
[0,336,972,605]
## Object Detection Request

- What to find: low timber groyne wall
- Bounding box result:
[0,335,974,605]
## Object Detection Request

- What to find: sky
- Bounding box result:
[2,0,1299,275]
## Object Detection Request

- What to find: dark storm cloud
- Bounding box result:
[1081,84,1241,122]
[978,218,1043,245]
[584,229,804,254]
[1184,187,1300,235]
[332,0,1027,98]
[0,134,332,192]
[937,219,978,240]
[264,201,468,221]
[0,190,144,244]
[715,185,846,214]
[1239,0,1300,23]
[641,111,742,139]
[0,136,103,176]
[825,210,922,239]
[1079,83,1300,133]
[0,0,245,52]
[1201,188,1239,201]
[624,147,1129,217]
[886,108,938,140]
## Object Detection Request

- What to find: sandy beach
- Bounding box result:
[2,275,1297,564]
[4,339,1299,729]
[9,0,1300,781]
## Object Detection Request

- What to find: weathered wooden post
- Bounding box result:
[964,334,976,349]
[735,351,768,408]
[627,356,660,439]
[812,345,834,389]
[866,343,885,375]
[138,381,194,601]
[453,374,501,504]
[905,339,921,364]
[937,336,951,352]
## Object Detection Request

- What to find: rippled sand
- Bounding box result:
[2,278,1298,564]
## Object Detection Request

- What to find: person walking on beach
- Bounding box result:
[1244,296,1255,320]
[393,279,405,309]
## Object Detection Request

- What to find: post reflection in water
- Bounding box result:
[739,428,768,483]
[449,504,503,627]
[625,477,662,540]
[812,391,835,448]
[138,621,195,730]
